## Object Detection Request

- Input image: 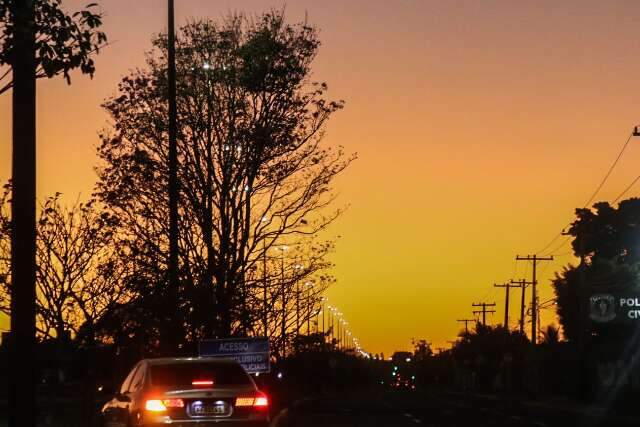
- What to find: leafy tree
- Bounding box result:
[412,338,433,361]
[453,323,529,390]
[552,199,640,342]
[95,12,352,354]
[0,0,107,95]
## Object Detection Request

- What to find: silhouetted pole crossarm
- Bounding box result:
[457,318,475,334]
[510,279,531,335]
[515,255,554,345]
[472,302,497,326]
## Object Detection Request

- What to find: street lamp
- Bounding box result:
[260,216,269,337]
[305,281,313,333]
[293,263,303,335]
[277,245,288,358]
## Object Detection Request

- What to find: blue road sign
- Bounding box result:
[199,337,270,374]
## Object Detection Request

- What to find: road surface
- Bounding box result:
[271,390,639,427]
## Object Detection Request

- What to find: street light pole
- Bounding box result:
[167,0,180,350]
[279,246,288,358]
[321,300,325,337]
[305,282,313,333]
[307,289,311,333]
[262,238,268,337]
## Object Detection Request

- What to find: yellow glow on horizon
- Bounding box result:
[3,0,640,355]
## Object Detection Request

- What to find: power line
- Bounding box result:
[536,129,637,256]
[613,174,640,204]
[583,132,634,208]
[536,232,564,256]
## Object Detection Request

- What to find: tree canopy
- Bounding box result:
[0,0,107,95]
[95,12,352,355]
[552,199,640,342]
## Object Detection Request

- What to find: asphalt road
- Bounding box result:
[270,390,640,427]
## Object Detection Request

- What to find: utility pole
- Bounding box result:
[516,255,553,345]
[510,279,532,335]
[472,302,496,326]
[10,1,37,426]
[457,319,475,334]
[494,282,520,330]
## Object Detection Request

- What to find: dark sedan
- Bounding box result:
[101,357,270,427]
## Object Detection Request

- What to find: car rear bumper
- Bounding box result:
[145,422,269,427]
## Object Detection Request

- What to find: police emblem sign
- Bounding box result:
[590,294,616,323]
[588,293,640,323]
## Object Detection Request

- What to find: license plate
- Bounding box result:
[192,402,227,416]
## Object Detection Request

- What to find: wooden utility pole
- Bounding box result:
[457,318,475,334]
[511,279,532,335]
[472,302,496,326]
[516,255,553,345]
[494,282,521,330]
[9,0,37,426]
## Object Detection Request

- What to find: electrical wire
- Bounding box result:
[582,132,634,208]
[469,130,635,331]
[544,236,572,257]
[613,174,640,204]
[535,130,634,256]
[536,232,564,256]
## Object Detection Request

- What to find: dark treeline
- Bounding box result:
[402,198,640,409]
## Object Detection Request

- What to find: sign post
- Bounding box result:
[199,337,270,374]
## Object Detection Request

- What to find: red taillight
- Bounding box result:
[235,397,255,407]
[163,399,185,408]
[145,400,167,412]
[254,396,269,407]
[235,392,269,409]
[192,380,214,387]
[145,398,184,412]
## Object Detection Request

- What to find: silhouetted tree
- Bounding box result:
[453,323,528,390]
[540,324,560,346]
[412,338,433,362]
[552,199,640,342]
[0,188,132,341]
[0,0,107,95]
[95,12,352,353]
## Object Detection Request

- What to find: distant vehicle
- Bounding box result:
[101,357,270,427]
[391,375,416,390]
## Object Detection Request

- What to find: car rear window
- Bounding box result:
[149,362,252,387]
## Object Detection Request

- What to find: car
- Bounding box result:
[100,357,270,427]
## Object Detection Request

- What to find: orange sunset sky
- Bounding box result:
[3,0,640,356]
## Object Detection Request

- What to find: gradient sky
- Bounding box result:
[3,0,640,356]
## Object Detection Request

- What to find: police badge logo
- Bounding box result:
[590,294,616,323]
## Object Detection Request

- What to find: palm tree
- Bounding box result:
[541,325,561,346]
